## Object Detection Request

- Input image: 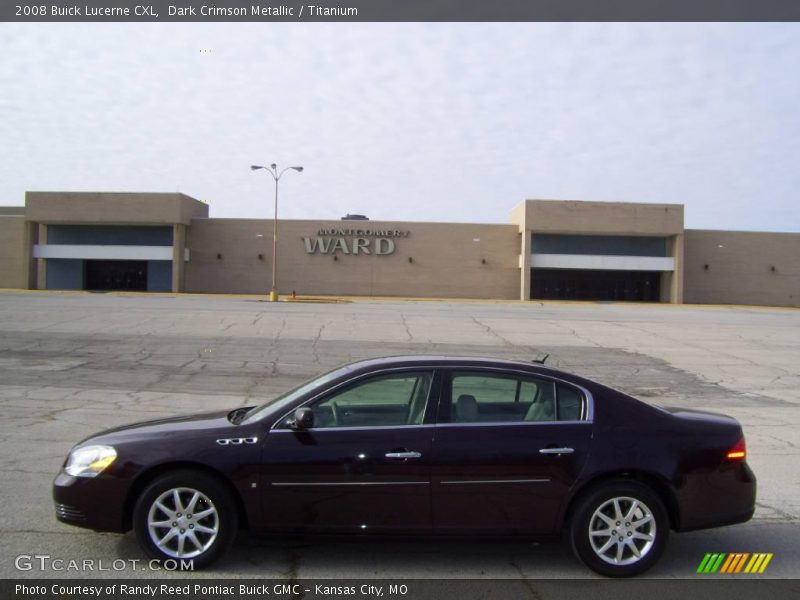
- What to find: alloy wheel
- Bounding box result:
[146,487,219,559]
[588,496,656,566]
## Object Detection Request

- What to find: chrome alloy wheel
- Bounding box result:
[147,487,219,559]
[588,496,656,566]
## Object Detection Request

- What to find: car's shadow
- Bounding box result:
[113,527,759,579]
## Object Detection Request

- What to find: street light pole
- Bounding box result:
[272,173,278,303]
[251,163,304,302]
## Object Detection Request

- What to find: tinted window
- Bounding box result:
[243,364,352,424]
[450,373,556,423]
[452,375,519,404]
[557,383,584,421]
[311,372,432,428]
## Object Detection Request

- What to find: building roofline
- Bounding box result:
[190,216,518,228]
[524,198,685,209]
[686,228,800,236]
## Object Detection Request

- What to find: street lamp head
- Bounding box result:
[250,165,264,171]
[270,163,277,170]
[291,166,304,172]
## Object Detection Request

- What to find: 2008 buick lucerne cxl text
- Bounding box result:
[53,356,756,577]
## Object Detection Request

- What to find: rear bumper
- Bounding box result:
[677,461,756,532]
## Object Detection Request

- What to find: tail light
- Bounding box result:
[726,436,746,461]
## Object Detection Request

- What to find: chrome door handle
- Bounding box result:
[385,451,422,459]
[539,447,574,455]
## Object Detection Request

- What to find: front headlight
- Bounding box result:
[65,445,117,477]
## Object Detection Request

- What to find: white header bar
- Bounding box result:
[34,244,173,261]
[532,253,674,272]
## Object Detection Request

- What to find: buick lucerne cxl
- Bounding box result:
[53,356,756,576]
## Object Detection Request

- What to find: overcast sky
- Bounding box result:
[1,23,798,231]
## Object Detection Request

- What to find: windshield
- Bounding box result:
[240,363,353,424]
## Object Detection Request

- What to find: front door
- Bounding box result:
[430,369,592,535]
[259,370,437,534]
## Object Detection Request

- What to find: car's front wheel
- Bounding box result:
[133,470,237,568]
[569,480,669,577]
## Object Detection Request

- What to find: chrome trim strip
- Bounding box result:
[434,421,590,428]
[440,478,550,484]
[271,420,589,432]
[270,481,429,487]
[271,424,436,433]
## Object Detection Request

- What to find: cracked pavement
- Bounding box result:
[0,291,797,579]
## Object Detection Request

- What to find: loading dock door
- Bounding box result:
[85,260,148,291]
[531,269,660,302]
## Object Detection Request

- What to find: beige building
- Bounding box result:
[0,191,797,307]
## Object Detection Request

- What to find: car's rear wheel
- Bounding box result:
[569,480,668,577]
[133,470,237,569]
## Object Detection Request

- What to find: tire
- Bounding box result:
[133,469,238,569]
[569,480,669,577]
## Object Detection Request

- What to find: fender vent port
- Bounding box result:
[55,503,86,522]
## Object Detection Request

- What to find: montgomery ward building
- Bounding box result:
[0,192,797,307]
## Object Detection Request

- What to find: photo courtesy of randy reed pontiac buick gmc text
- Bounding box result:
[15,584,400,597]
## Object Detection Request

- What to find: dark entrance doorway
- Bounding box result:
[85,260,148,291]
[531,269,661,302]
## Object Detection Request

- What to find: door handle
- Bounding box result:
[539,447,574,455]
[385,451,422,459]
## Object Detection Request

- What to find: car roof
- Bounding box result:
[344,355,563,374]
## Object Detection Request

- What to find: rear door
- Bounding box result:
[430,368,592,535]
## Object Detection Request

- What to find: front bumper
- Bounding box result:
[52,471,129,533]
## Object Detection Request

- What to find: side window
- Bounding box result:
[311,372,432,428]
[557,383,584,421]
[450,373,557,423]
[452,375,517,404]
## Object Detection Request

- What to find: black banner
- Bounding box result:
[3,0,800,23]
[3,579,800,600]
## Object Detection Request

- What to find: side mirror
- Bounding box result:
[288,407,314,430]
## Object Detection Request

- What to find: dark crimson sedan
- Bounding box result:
[53,356,756,576]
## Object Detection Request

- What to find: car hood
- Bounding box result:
[75,409,237,447]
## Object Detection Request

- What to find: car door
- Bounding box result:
[430,368,592,535]
[259,369,438,534]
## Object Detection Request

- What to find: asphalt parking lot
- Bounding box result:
[0,291,798,580]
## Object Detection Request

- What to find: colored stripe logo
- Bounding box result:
[697,553,773,574]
